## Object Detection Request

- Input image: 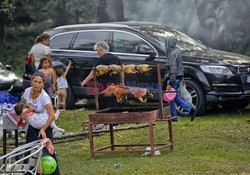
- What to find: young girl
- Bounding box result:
[55,59,72,110]
[38,57,56,99]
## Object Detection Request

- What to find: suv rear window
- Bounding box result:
[73,31,109,51]
[50,33,75,49]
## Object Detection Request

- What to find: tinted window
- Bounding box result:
[73,31,109,51]
[113,31,153,54]
[50,33,75,49]
[138,26,208,51]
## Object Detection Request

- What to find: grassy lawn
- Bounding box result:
[53,106,250,175]
[1,106,250,174]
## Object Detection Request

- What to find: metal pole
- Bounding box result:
[157,64,164,119]
[92,67,99,111]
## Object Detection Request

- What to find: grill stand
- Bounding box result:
[88,64,174,158]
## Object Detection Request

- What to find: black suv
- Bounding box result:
[43,22,250,115]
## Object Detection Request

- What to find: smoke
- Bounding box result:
[123,0,250,55]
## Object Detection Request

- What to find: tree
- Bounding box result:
[97,0,124,22]
[0,0,15,45]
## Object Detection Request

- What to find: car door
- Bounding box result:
[50,32,78,85]
[110,30,163,90]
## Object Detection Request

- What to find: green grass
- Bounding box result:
[1,107,250,174]
[53,107,250,175]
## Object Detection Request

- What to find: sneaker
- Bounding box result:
[53,126,65,133]
[75,98,88,105]
[189,107,197,122]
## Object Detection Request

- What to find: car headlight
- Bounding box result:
[200,65,233,75]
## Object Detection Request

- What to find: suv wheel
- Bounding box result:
[66,85,76,109]
[177,79,206,116]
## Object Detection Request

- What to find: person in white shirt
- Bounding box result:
[22,72,60,175]
[30,33,52,68]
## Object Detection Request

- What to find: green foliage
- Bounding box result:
[0,1,15,22]
[1,0,250,77]
[0,22,53,76]
[0,0,98,76]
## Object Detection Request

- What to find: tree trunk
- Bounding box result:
[0,16,4,46]
[73,0,80,24]
[0,8,6,46]
[97,0,124,23]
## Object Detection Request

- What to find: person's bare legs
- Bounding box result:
[56,94,62,111]
[57,89,65,110]
[60,89,67,110]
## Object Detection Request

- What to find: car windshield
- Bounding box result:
[136,25,209,51]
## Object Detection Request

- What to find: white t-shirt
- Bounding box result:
[23,87,51,113]
[30,43,51,68]
[57,76,68,88]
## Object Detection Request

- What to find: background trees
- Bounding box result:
[97,0,124,22]
[0,0,250,76]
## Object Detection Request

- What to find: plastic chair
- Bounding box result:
[0,139,47,175]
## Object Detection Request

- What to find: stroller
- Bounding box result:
[0,139,48,175]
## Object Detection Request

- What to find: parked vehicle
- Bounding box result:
[38,22,250,115]
[0,62,23,98]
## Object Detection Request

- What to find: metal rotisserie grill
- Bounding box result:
[88,106,173,158]
[87,64,174,158]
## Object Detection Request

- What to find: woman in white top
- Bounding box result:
[55,59,72,110]
[23,72,60,175]
[30,33,52,68]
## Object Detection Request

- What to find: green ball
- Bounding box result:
[40,156,57,175]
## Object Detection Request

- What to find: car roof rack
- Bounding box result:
[54,23,129,30]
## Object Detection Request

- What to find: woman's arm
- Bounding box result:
[23,102,35,113]
[38,103,55,139]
